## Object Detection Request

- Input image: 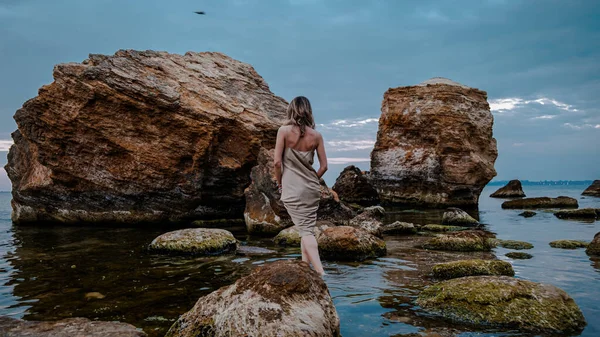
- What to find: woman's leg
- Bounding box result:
[300,240,309,263]
[301,235,325,275]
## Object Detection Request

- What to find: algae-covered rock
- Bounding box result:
[421,224,468,232]
[585,232,600,256]
[549,240,589,249]
[506,252,533,259]
[380,221,418,235]
[148,228,237,255]
[165,260,340,337]
[317,226,386,261]
[0,316,146,337]
[348,206,385,237]
[422,230,496,252]
[497,239,533,250]
[273,222,332,247]
[236,246,277,256]
[416,276,586,333]
[432,259,514,280]
[490,180,526,198]
[554,208,599,220]
[501,196,578,209]
[518,211,536,218]
[441,208,479,226]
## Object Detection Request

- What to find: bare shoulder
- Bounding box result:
[278,125,291,135]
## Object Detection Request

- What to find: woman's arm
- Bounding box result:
[273,127,286,190]
[315,132,328,178]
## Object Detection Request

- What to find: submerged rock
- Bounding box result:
[422,230,496,252]
[348,206,386,236]
[332,165,380,206]
[317,226,386,261]
[236,246,277,256]
[496,239,533,250]
[0,316,146,337]
[506,252,533,259]
[369,78,497,208]
[148,228,237,255]
[549,240,589,249]
[554,208,599,220]
[518,211,537,218]
[432,259,514,280]
[586,232,600,256]
[421,224,468,232]
[582,180,600,197]
[501,196,578,209]
[165,260,340,337]
[441,208,479,226]
[380,221,418,235]
[416,276,586,334]
[5,50,288,225]
[490,180,526,198]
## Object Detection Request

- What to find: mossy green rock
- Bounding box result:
[441,208,479,226]
[416,276,586,333]
[585,232,600,256]
[497,239,533,250]
[554,208,599,220]
[422,224,468,232]
[432,260,514,280]
[273,226,301,247]
[380,221,418,235]
[148,228,237,255]
[506,252,533,259]
[318,226,386,261]
[549,240,589,249]
[502,196,578,209]
[422,231,496,252]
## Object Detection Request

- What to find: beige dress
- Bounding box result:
[280,147,320,237]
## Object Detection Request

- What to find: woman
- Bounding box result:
[274,96,328,276]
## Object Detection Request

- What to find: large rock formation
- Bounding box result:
[5,50,287,225]
[370,78,497,208]
[244,148,353,235]
[331,165,379,206]
[490,179,526,198]
[165,260,341,337]
[0,316,146,337]
[582,180,600,197]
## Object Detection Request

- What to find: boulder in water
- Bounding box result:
[496,239,533,250]
[369,78,497,208]
[0,316,146,337]
[432,259,514,280]
[422,230,496,252]
[348,206,386,237]
[554,208,599,220]
[165,260,341,337]
[582,180,600,197]
[506,252,533,259]
[421,224,468,232]
[441,208,479,226]
[549,240,589,249]
[148,228,237,255]
[380,221,418,235]
[518,211,537,218]
[317,226,386,261]
[586,232,600,256]
[490,180,526,198]
[331,165,380,206]
[273,221,332,247]
[416,276,586,334]
[502,196,578,209]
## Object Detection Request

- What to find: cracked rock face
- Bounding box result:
[370,78,497,208]
[5,50,287,225]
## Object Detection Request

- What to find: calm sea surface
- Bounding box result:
[0,185,598,337]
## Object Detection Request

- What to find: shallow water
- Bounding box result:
[0,185,598,337]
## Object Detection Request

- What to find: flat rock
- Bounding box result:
[0,316,146,337]
[369,79,497,207]
[441,208,479,226]
[416,276,586,333]
[432,259,514,280]
[502,196,578,209]
[490,180,526,198]
[236,246,277,256]
[421,224,468,232]
[586,232,600,256]
[549,240,589,249]
[518,211,536,218]
[496,239,533,250]
[506,252,533,259]
[165,260,340,337]
[582,180,600,197]
[554,208,599,220]
[380,221,418,235]
[148,228,237,255]
[317,226,386,261]
[331,165,380,206]
[422,230,496,252]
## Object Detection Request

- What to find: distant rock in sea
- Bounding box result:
[582,180,600,197]
[332,165,380,206]
[502,196,578,209]
[490,179,526,198]
[370,77,497,208]
[5,50,287,225]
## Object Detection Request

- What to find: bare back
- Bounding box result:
[282,125,319,151]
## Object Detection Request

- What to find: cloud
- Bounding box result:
[319,117,379,129]
[489,97,578,113]
[0,140,13,151]
[327,140,375,152]
[512,142,525,147]
[530,115,557,120]
[563,123,600,130]
[327,157,370,165]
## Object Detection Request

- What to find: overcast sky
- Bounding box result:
[1,0,599,190]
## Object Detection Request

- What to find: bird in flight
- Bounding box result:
[195,11,206,15]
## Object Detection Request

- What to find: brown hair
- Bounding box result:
[285,96,315,137]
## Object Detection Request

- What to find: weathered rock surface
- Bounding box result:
[432,259,514,280]
[421,224,468,232]
[496,239,533,250]
[317,226,386,261]
[273,221,332,247]
[370,78,497,208]
[244,148,353,235]
[582,180,600,197]
[554,208,599,220]
[236,245,277,256]
[380,221,418,235]
[165,260,340,337]
[0,316,146,337]
[518,211,536,218]
[506,252,533,259]
[422,230,496,252]
[586,232,600,256]
[490,180,526,198]
[348,206,385,236]
[549,240,589,249]
[148,228,237,255]
[416,276,586,333]
[502,196,578,209]
[332,165,380,206]
[5,50,288,225]
[441,208,479,226]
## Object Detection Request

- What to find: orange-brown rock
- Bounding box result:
[5,50,287,225]
[244,148,353,235]
[317,226,386,261]
[370,78,497,208]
